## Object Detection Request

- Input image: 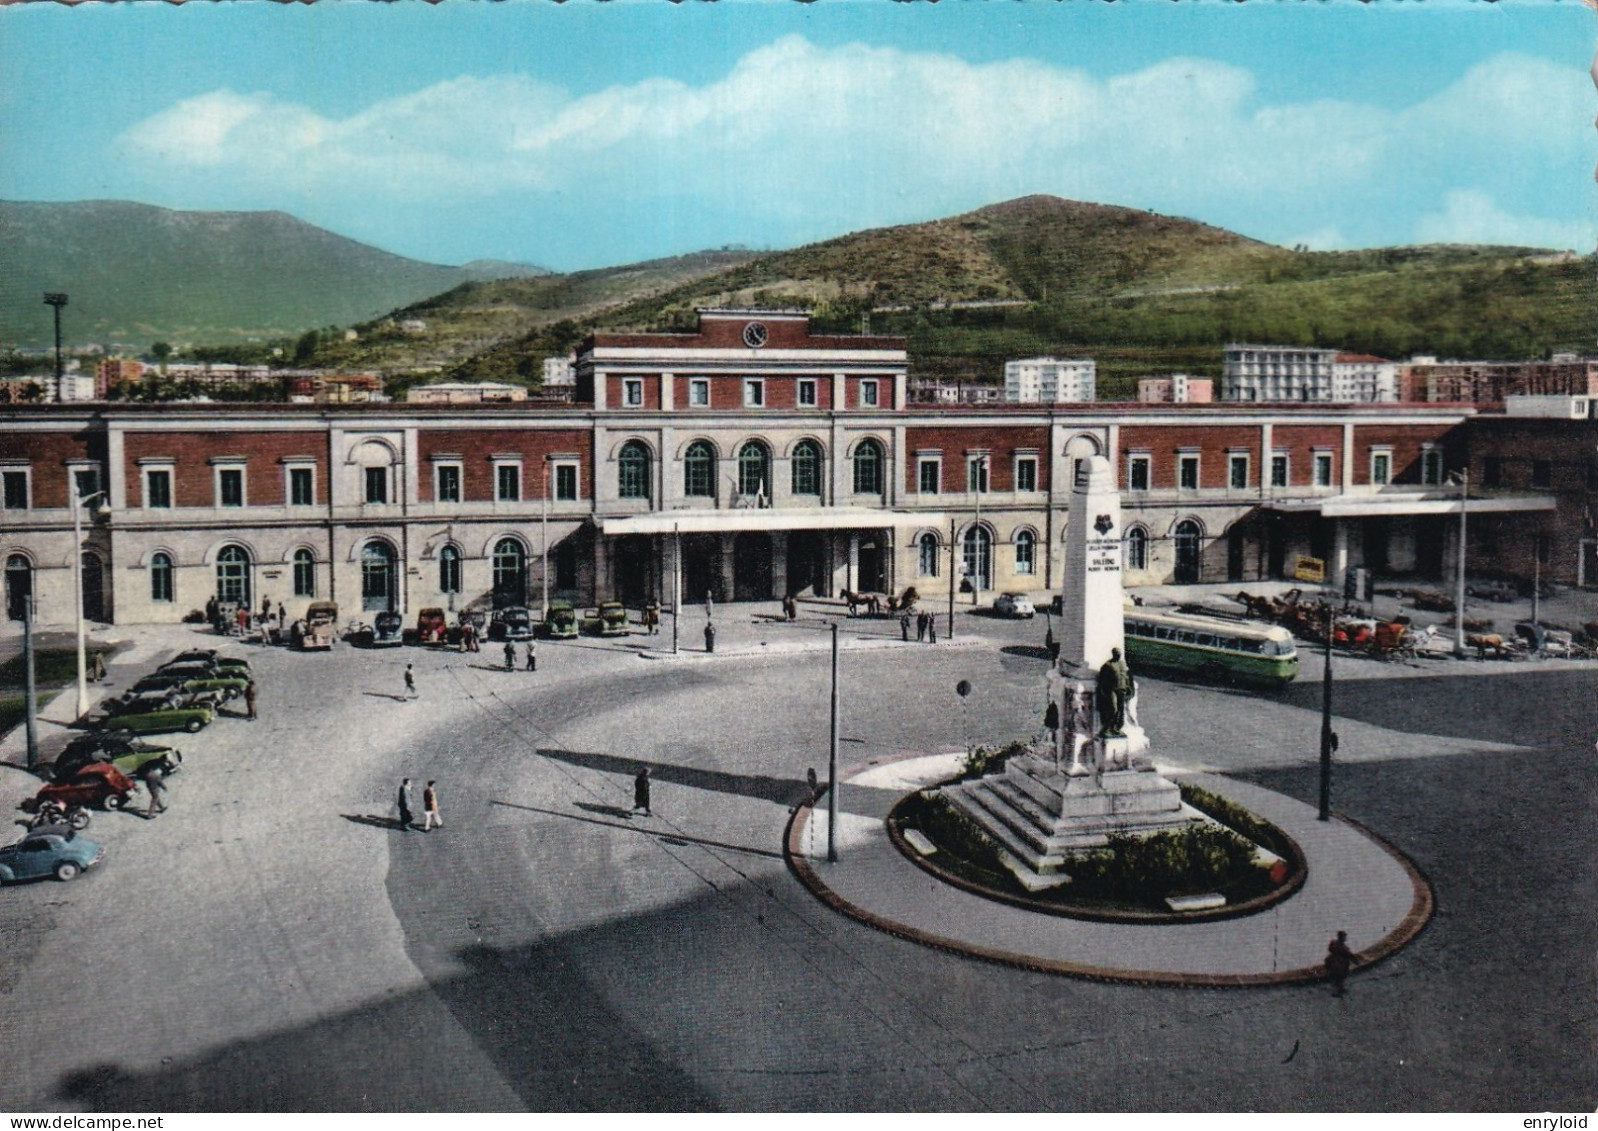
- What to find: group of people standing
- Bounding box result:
[503,640,537,672]
[912,611,938,643]
[395,777,443,832]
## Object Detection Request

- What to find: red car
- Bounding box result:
[26,763,139,813]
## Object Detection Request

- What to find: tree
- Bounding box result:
[151,342,172,373]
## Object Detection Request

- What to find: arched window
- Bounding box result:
[293,548,317,598]
[5,554,32,622]
[216,544,251,605]
[962,525,992,592]
[737,441,771,501]
[493,537,527,605]
[684,441,715,498]
[618,441,651,500]
[150,552,174,603]
[1124,527,1149,572]
[791,440,822,497]
[917,532,940,578]
[438,545,461,595]
[852,439,884,496]
[1014,529,1036,575]
[361,541,396,612]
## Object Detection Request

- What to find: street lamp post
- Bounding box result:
[541,457,551,617]
[971,455,987,606]
[43,293,67,403]
[1451,469,1468,658]
[71,488,108,719]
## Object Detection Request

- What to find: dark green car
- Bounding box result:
[54,734,181,782]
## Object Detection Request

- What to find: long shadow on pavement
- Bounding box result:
[536,746,813,807]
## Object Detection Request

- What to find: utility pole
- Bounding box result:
[43,293,67,403]
[1453,469,1469,658]
[1319,603,1335,821]
[672,523,681,655]
[947,517,957,640]
[827,621,840,863]
[23,595,38,772]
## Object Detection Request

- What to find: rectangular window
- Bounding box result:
[1421,448,1443,486]
[434,464,461,504]
[364,466,389,504]
[1128,454,1151,492]
[1532,460,1553,489]
[496,464,521,502]
[1228,454,1249,490]
[860,380,879,407]
[1,470,27,510]
[1313,453,1334,487]
[289,467,314,507]
[798,380,817,407]
[1178,454,1200,491]
[554,463,578,501]
[1482,457,1502,488]
[689,379,710,407]
[744,379,764,407]
[218,468,244,508]
[1015,457,1038,493]
[918,458,941,495]
[1270,454,1289,488]
[145,469,172,509]
[967,458,989,494]
[73,467,99,501]
[623,379,643,407]
[1370,450,1392,486]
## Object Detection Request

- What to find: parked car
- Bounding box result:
[27,763,138,813]
[129,672,236,703]
[596,601,630,636]
[96,691,213,736]
[371,611,405,647]
[169,650,250,673]
[0,825,104,883]
[295,601,339,650]
[992,592,1037,619]
[498,606,534,642]
[543,600,578,639]
[53,735,181,783]
[1466,579,1519,603]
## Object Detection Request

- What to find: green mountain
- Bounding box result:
[0,200,548,348]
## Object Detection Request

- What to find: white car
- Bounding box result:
[992,592,1036,619]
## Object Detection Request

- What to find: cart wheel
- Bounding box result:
[53,861,80,882]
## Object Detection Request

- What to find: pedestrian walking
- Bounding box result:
[89,651,106,682]
[396,777,414,830]
[403,663,416,699]
[927,616,937,644]
[244,679,258,721]
[277,602,286,626]
[504,640,517,671]
[704,622,716,654]
[143,766,167,819]
[644,602,660,635]
[525,640,537,672]
[1324,930,1355,996]
[916,611,928,642]
[421,781,443,832]
[899,612,911,642]
[1044,699,1060,744]
[632,767,652,817]
[467,623,480,652]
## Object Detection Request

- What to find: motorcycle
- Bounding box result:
[24,799,92,831]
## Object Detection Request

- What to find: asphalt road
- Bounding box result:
[1,609,1594,1112]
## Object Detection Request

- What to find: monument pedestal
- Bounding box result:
[944,753,1199,881]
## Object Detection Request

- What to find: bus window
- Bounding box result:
[1195,633,1215,647]
[1178,631,1196,644]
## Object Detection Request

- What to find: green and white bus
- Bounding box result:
[1122,607,1299,688]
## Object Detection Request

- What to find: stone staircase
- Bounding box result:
[942,753,1199,882]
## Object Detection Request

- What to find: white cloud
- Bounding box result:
[111,36,1594,251]
[1414,189,1594,252]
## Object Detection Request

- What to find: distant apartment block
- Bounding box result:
[286,373,385,404]
[96,357,144,398]
[405,380,529,404]
[1137,374,1213,403]
[1223,344,1336,402]
[1332,353,1398,403]
[1003,357,1096,403]
[1399,354,1598,404]
[542,353,576,388]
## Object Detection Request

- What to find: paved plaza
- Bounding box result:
[0,590,1595,1111]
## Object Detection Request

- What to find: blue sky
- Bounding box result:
[1,1,1592,271]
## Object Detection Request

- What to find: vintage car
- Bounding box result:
[296,602,339,651]
[131,671,240,702]
[53,735,181,783]
[596,601,630,636]
[0,825,105,883]
[992,592,1037,619]
[27,763,139,813]
[96,690,213,736]
[496,606,535,642]
[414,607,450,645]
[543,600,578,639]
[371,611,405,647]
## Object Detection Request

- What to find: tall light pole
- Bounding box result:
[827,621,840,863]
[541,456,551,616]
[1450,469,1468,658]
[43,293,67,403]
[970,454,987,606]
[1319,602,1335,821]
[72,488,108,719]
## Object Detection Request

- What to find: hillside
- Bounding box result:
[449,196,1591,395]
[0,200,548,348]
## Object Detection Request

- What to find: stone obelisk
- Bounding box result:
[942,454,1190,883]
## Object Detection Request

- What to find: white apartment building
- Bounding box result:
[1003,357,1096,404]
[1137,374,1213,403]
[1333,353,1398,403]
[542,353,576,388]
[1223,344,1337,402]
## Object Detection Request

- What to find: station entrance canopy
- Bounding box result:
[597,507,946,536]
[1261,491,1557,519]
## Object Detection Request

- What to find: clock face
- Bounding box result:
[742,321,768,349]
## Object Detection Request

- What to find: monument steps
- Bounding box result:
[944,782,1058,859]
